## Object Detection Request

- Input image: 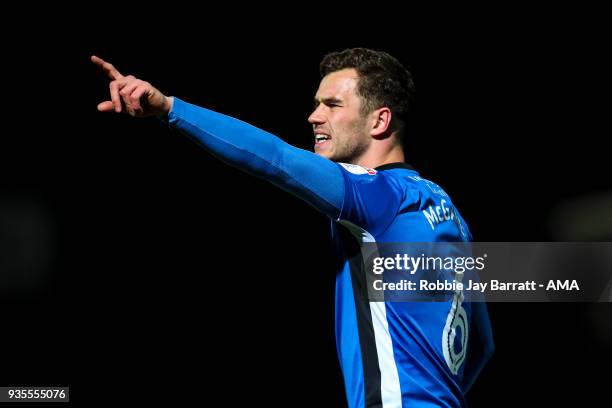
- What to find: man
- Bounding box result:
[92,48,493,407]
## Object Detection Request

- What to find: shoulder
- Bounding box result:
[337,163,378,175]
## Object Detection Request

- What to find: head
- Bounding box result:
[308,48,416,165]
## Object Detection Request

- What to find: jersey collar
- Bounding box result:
[375,162,416,171]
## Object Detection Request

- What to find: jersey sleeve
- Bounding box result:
[335,163,407,236]
[167,97,345,219]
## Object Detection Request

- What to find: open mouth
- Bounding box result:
[314,134,331,145]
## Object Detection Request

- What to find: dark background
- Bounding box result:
[1,10,611,406]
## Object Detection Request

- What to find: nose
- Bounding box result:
[308,105,325,125]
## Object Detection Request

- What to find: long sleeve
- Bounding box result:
[168,97,345,219]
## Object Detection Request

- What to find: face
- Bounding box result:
[308,68,371,162]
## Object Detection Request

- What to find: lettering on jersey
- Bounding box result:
[443,258,469,375]
[339,163,377,175]
[442,297,468,375]
[409,175,449,197]
[422,199,455,230]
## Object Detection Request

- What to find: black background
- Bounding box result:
[1,8,611,407]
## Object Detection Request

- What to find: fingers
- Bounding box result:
[106,76,152,116]
[109,78,125,113]
[119,77,144,111]
[119,77,153,116]
[108,76,135,113]
[127,85,155,117]
[97,101,115,112]
[92,55,159,117]
[91,55,124,80]
[129,85,148,113]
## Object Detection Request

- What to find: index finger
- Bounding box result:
[91,55,124,80]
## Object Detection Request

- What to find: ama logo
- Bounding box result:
[546,280,580,290]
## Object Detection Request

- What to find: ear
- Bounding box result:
[369,107,392,139]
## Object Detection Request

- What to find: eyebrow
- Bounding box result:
[314,97,343,106]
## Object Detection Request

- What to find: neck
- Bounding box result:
[352,142,405,169]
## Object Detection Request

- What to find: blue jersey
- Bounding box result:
[167,98,494,408]
[332,162,493,408]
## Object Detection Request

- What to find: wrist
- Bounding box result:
[156,96,174,119]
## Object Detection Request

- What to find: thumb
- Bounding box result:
[97,101,115,112]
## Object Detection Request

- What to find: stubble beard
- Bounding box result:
[329,120,370,164]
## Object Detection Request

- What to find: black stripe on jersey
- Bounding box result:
[338,225,383,408]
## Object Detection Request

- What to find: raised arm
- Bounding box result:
[92,56,345,218]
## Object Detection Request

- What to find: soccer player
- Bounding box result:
[92,48,493,408]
